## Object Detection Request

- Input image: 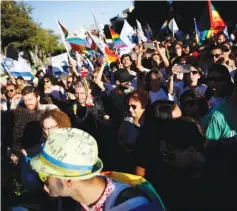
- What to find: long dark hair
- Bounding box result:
[205,64,233,100]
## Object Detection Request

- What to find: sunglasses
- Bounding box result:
[67,81,73,83]
[92,75,97,79]
[6,89,15,93]
[129,104,137,110]
[211,54,222,59]
[188,71,198,75]
[44,80,50,83]
[207,77,223,83]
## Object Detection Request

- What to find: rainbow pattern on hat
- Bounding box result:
[109,27,127,49]
[58,21,68,38]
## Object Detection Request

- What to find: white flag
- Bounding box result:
[168,18,179,36]
[136,19,147,42]
[92,9,104,39]
[51,53,69,75]
[1,54,34,81]
[120,20,136,55]
[223,26,229,38]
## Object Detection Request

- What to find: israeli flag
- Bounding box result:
[1,54,34,81]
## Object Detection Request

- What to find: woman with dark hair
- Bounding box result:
[171,42,183,65]
[180,89,209,122]
[44,74,66,101]
[118,89,149,151]
[171,64,207,102]
[117,89,149,173]
[205,64,234,110]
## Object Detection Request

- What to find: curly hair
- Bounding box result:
[129,89,149,109]
[40,109,71,128]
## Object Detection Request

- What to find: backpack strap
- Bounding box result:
[114,187,151,206]
[110,196,149,211]
[104,180,149,211]
[104,180,129,210]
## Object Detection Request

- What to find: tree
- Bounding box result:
[1,1,65,64]
[1,1,37,52]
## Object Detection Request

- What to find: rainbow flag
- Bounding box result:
[199,29,213,43]
[160,20,168,32]
[194,18,200,45]
[66,37,91,54]
[104,46,119,64]
[102,171,166,210]
[109,27,127,49]
[57,21,68,38]
[208,0,226,34]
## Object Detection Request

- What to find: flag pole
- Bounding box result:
[55,17,71,58]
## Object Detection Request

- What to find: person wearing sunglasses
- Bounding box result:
[211,45,224,64]
[180,89,209,122]
[205,64,233,111]
[202,71,237,142]
[1,84,22,111]
[117,90,149,172]
[173,64,207,102]
[44,74,66,101]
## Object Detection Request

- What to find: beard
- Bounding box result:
[26,102,38,111]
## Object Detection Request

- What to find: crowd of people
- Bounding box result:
[1,29,237,211]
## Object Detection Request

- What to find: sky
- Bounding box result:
[24,1,133,34]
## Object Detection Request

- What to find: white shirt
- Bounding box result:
[38,104,58,111]
[149,88,173,104]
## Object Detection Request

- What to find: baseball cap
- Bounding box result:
[115,68,135,83]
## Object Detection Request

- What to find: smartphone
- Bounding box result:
[144,42,155,49]
[176,64,191,73]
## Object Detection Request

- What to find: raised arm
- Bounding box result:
[94,56,107,90]
[154,41,169,68]
[136,44,146,72]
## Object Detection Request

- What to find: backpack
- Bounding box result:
[102,172,166,211]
